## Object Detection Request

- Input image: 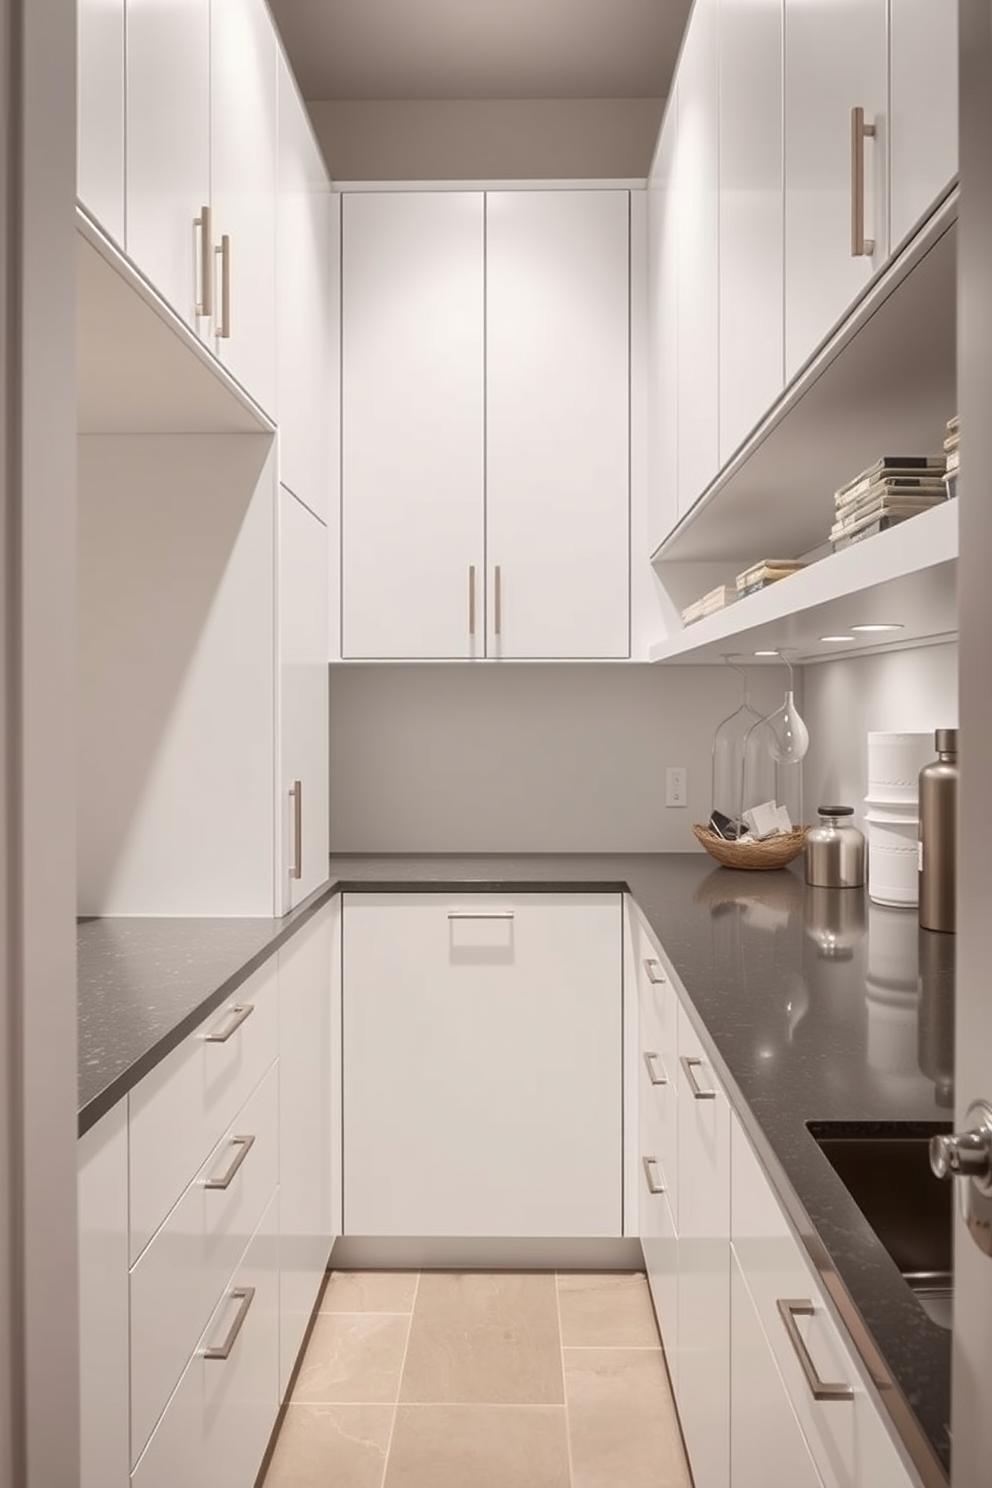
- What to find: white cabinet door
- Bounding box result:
[674,1002,730,1488]
[676,0,720,515]
[889,0,958,251]
[343,893,623,1238]
[279,486,329,911]
[719,0,785,465]
[78,0,125,245]
[486,191,630,659]
[278,902,335,1398]
[209,0,278,413]
[125,0,211,333]
[276,51,333,522]
[646,95,679,555]
[731,1251,825,1488]
[78,1103,129,1488]
[784,0,888,378]
[341,191,485,660]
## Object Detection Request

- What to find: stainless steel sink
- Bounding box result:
[811,1125,954,1330]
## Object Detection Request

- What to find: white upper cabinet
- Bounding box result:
[718,0,784,465]
[279,486,329,911]
[341,191,486,660]
[125,0,212,334]
[889,0,958,251]
[676,0,720,516]
[276,51,333,522]
[647,93,679,556]
[783,0,889,380]
[78,0,125,245]
[486,190,630,659]
[210,0,278,413]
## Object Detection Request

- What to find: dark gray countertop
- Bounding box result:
[77,852,953,1484]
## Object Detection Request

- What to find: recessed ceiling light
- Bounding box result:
[754,649,779,657]
[849,623,904,633]
[820,634,855,643]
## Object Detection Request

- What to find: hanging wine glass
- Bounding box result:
[710,657,775,837]
[761,653,809,762]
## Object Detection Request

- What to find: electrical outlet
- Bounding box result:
[666,767,688,808]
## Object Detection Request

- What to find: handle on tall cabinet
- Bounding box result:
[494,565,502,637]
[215,233,232,337]
[195,204,213,318]
[850,106,876,257]
[290,779,303,880]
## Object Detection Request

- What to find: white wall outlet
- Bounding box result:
[666,767,688,808]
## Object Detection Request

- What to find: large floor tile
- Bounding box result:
[564,1347,691,1488]
[320,1270,419,1314]
[292,1312,411,1404]
[557,1272,661,1348]
[400,1272,564,1406]
[261,1403,393,1488]
[384,1404,570,1488]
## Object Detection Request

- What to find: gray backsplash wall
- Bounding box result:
[801,641,959,828]
[328,662,786,853]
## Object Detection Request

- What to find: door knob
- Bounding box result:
[931,1100,992,1259]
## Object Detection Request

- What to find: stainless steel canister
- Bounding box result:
[804,805,866,888]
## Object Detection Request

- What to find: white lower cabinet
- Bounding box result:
[673,1002,731,1488]
[278,900,338,1396]
[731,1249,825,1488]
[131,1190,280,1488]
[79,1103,130,1488]
[342,892,623,1237]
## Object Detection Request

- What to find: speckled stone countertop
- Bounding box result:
[78,853,954,1483]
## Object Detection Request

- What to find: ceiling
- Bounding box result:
[268,0,690,102]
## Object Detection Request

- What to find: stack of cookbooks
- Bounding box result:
[944,415,960,497]
[681,584,736,625]
[830,455,947,551]
[734,559,806,596]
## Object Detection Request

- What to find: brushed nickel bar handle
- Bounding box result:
[850,106,876,257]
[494,564,502,637]
[469,565,476,637]
[447,910,514,921]
[644,958,667,985]
[680,1054,716,1100]
[215,233,232,337]
[642,1156,665,1195]
[777,1299,854,1401]
[195,204,213,317]
[204,1134,255,1191]
[290,779,303,880]
[643,1051,667,1087]
[202,1286,255,1360]
[204,1003,255,1043]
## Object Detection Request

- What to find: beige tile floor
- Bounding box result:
[260,1270,692,1488]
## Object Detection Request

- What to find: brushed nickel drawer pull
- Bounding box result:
[194,203,213,317]
[777,1299,854,1401]
[642,1156,665,1195]
[215,232,232,337]
[203,1286,255,1361]
[494,564,502,637]
[204,1003,254,1043]
[204,1134,255,1190]
[447,910,514,921]
[469,564,476,637]
[643,1051,667,1086]
[644,958,667,985]
[680,1055,716,1100]
[290,779,303,880]
[850,106,876,257]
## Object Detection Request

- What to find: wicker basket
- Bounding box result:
[692,822,809,870]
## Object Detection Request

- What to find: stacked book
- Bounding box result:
[735,559,806,597]
[944,415,959,496]
[830,455,947,551]
[681,584,736,626]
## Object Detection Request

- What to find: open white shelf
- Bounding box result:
[76,208,274,437]
[648,498,958,665]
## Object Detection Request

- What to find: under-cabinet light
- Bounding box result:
[754,649,779,657]
[820,635,855,643]
[849,623,904,633]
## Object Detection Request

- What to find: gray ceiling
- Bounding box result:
[268,0,690,102]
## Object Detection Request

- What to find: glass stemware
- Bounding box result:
[761,654,810,763]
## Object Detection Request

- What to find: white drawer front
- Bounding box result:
[129,959,278,1262]
[731,1120,915,1488]
[130,1060,279,1467]
[131,1191,280,1488]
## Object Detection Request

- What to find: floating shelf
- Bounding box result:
[649,499,958,664]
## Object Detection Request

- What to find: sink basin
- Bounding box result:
[810,1124,954,1329]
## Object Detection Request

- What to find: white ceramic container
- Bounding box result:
[866,731,932,804]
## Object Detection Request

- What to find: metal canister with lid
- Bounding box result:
[804,806,866,888]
